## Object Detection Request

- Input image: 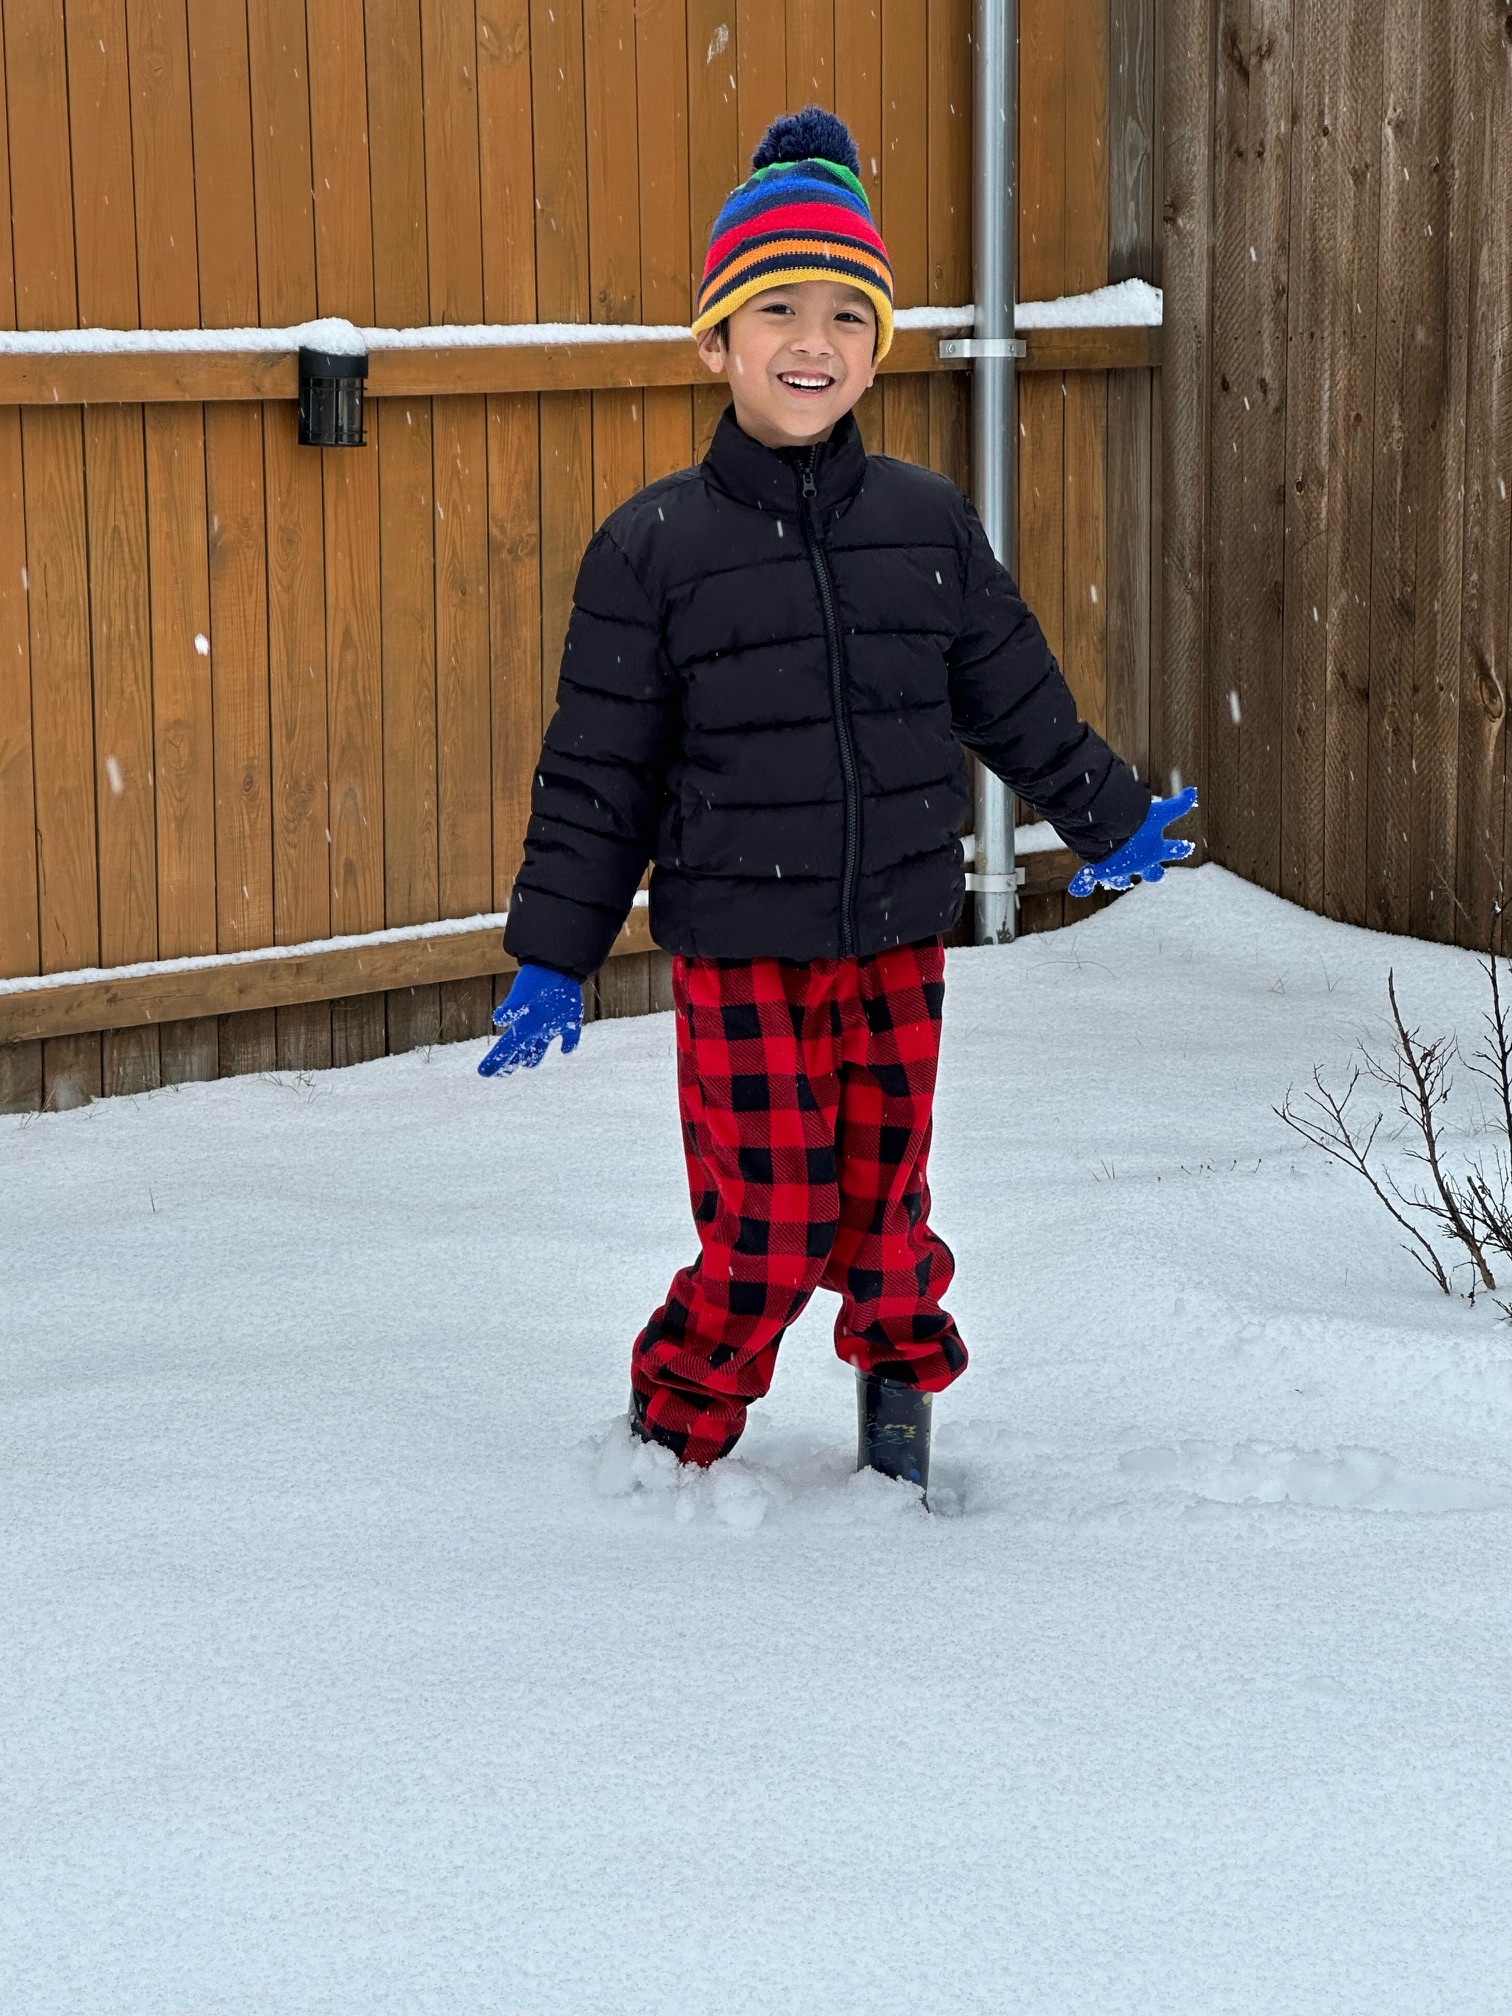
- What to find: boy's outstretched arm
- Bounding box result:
[946,495,1164,872]
[483,527,677,1077]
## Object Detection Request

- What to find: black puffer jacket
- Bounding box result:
[504,404,1150,979]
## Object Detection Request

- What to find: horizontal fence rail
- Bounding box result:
[0,324,1160,405]
[0,841,1094,1048]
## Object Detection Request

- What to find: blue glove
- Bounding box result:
[478,963,583,1077]
[1068,785,1199,898]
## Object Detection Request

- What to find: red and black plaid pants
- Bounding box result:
[632,936,968,1466]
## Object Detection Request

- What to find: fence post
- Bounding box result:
[971,0,1021,943]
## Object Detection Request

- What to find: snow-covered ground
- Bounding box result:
[4,866,1510,2016]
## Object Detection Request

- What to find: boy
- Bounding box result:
[483,108,1195,1490]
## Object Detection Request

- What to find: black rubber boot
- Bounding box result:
[856,1373,932,1494]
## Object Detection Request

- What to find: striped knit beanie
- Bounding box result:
[692,108,895,362]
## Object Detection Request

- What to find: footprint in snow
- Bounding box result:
[1115,1440,1505,1515]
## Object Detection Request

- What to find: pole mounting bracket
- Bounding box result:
[965,870,1027,893]
[938,337,1028,360]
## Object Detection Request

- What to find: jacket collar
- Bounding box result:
[701,403,868,516]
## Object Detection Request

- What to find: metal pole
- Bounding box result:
[970,0,1021,943]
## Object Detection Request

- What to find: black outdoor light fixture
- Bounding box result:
[298,343,368,447]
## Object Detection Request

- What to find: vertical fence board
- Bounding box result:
[1157,0,1213,832]
[534,0,595,814]
[0,9,40,1109]
[736,0,783,167]
[479,0,542,944]
[881,0,928,463]
[1107,0,1156,780]
[69,0,161,1096]
[10,0,102,1105]
[189,0,277,1074]
[1106,366,1152,775]
[366,0,441,1051]
[1061,0,1110,743]
[1460,0,1512,950]
[1404,0,1472,947]
[22,413,101,1108]
[637,0,694,478]
[1365,0,1432,935]
[926,0,971,490]
[312,0,387,1064]
[687,0,739,459]
[787,0,834,108]
[1281,0,1343,912]
[1208,0,1291,894]
[131,0,219,1082]
[587,0,653,1020]
[421,0,493,953]
[250,0,332,1068]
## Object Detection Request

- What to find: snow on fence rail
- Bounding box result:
[0,288,1162,405]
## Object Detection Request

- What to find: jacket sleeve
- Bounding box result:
[503,527,678,980]
[947,495,1150,861]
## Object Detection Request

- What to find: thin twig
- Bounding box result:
[1382,971,1496,1290]
[1275,1067,1452,1293]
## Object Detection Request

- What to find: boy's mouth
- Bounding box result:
[776,370,836,396]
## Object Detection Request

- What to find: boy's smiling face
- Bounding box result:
[696,279,879,450]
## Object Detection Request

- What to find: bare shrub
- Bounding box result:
[1276,960,1512,1300]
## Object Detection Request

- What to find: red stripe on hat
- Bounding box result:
[703,199,890,279]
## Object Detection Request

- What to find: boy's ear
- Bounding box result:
[695,326,728,378]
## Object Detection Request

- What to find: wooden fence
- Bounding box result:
[1163,0,1512,949]
[0,0,1163,1113]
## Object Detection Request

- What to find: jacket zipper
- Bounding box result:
[800,451,861,957]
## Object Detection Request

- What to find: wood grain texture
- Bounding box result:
[1407,11,1474,949]
[9,0,102,1104]
[1065,373,1109,735]
[0,405,37,991]
[477,0,536,324]
[249,0,331,1068]
[736,0,785,170]
[366,0,442,1052]
[587,0,653,1023]
[0,11,40,1106]
[309,0,386,1063]
[881,0,929,463]
[787,0,834,107]
[1367,0,1436,935]
[1110,0,1157,286]
[67,0,160,1093]
[480,0,542,928]
[189,0,276,1073]
[132,0,220,1082]
[1209,0,1293,896]
[1107,0,1157,781]
[1458,0,1512,951]
[424,0,492,1044]
[1157,0,1215,834]
[637,0,695,477]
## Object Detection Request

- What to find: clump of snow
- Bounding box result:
[4,864,1508,2013]
[1013,820,1069,854]
[1014,278,1163,329]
